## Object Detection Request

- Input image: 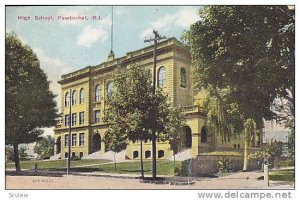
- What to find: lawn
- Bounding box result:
[6,159,181,176]
[269,169,295,182]
[6,159,110,170]
[81,160,181,176]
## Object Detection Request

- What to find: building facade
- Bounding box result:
[53,38,262,160]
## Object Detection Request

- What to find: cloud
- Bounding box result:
[76,25,108,47]
[140,7,199,39]
[33,48,72,109]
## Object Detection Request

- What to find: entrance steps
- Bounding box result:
[50,153,61,160]
[82,150,126,162]
[168,149,191,161]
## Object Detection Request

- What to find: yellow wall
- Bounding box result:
[54,38,215,160]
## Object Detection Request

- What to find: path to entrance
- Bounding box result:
[6,170,293,189]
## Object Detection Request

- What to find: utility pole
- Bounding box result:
[144,30,166,179]
[67,89,72,175]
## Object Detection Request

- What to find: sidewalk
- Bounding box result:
[5,168,294,189]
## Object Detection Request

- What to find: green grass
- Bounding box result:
[85,160,181,176]
[269,169,295,182]
[6,159,180,176]
[200,151,241,156]
[6,159,110,170]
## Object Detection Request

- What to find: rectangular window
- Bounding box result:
[72,134,77,146]
[64,114,70,127]
[72,113,77,126]
[95,110,100,123]
[65,134,69,147]
[79,112,84,125]
[79,133,84,146]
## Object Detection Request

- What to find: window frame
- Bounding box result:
[158,66,166,88]
[180,68,187,88]
[79,88,84,104]
[95,85,101,102]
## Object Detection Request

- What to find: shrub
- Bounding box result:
[71,155,81,161]
[274,160,295,168]
[175,159,193,176]
[217,157,233,173]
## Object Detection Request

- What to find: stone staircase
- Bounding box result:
[82,150,126,162]
[168,149,191,161]
[50,153,61,160]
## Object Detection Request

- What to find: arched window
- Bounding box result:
[133,151,139,159]
[180,68,187,88]
[158,150,164,158]
[107,82,113,97]
[65,92,70,107]
[158,66,166,87]
[201,127,207,143]
[72,90,76,105]
[79,88,84,104]
[145,150,151,158]
[95,85,101,102]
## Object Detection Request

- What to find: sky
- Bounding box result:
[5,5,289,140]
[6,5,201,136]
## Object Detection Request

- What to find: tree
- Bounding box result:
[34,136,55,160]
[184,5,295,125]
[5,32,58,172]
[194,86,244,145]
[104,124,127,172]
[243,118,257,171]
[5,146,14,163]
[19,147,28,161]
[105,64,185,178]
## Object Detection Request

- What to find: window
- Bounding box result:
[65,134,69,147]
[107,82,113,98]
[158,150,164,158]
[79,133,84,146]
[234,144,237,148]
[133,151,139,159]
[72,90,76,105]
[145,150,151,158]
[201,127,207,143]
[65,152,68,158]
[238,144,240,149]
[95,110,100,123]
[72,152,75,158]
[79,88,84,104]
[79,112,84,125]
[64,114,70,127]
[180,68,187,88]
[79,152,83,159]
[65,92,70,107]
[95,85,101,102]
[72,134,77,146]
[72,113,77,126]
[158,66,166,87]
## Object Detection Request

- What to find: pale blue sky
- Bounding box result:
[6,6,200,107]
[6,5,201,136]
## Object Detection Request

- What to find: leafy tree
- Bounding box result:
[5,32,58,171]
[5,146,14,162]
[19,147,28,161]
[264,139,283,163]
[104,124,127,171]
[194,86,243,145]
[34,136,55,160]
[287,130,295,161]
[184,5,295,125]
[105,64,184,178]
[243,118,257,171]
